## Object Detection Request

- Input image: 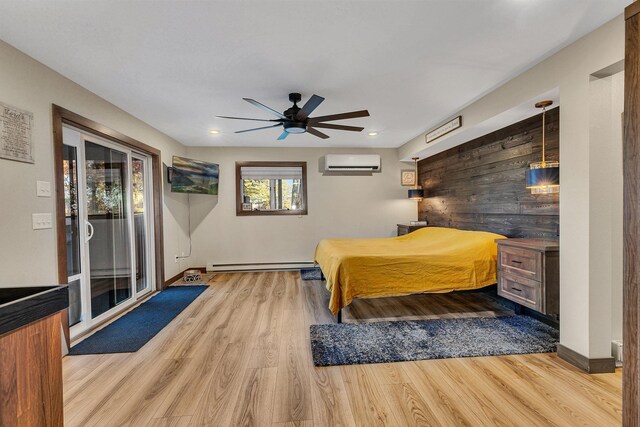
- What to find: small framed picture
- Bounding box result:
[242,203,252,211]
[401,170,416,186]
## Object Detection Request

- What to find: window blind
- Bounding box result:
[240,166,303,180]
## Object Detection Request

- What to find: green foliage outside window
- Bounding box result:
[242,179,302,211]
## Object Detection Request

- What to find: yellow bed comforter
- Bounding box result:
[314,227,506,315]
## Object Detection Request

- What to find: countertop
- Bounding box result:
[0,285,68,337]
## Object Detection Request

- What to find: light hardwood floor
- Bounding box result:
[63,271,622,426]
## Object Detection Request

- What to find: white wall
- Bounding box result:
[0,39,190,286]
[184,147,416,267]
[611,72,624,343]
[399,15,625,359]
[588,70,624,352]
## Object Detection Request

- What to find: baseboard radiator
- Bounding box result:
[206,261,314,272]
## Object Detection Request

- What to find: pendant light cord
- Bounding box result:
[541,106,546,165]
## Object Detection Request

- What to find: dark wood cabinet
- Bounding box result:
[496,238,559,315]
[397,224,428,236]
[0,286,67,426]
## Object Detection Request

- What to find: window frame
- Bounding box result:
[235,161,308,216]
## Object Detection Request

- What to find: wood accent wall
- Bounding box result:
[624,3,640,425]
[418,107,559,238]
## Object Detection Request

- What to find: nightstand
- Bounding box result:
[397,223,428,236]
[496,238,559,315]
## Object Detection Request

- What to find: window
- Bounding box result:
[236,161,307,216]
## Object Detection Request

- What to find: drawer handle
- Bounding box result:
[511,287,522,292]
[511,260,522,264]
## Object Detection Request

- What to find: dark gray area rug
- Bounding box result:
[300,267,322,280]
[310,315,559,366]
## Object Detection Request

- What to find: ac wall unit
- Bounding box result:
[324,154,381,172]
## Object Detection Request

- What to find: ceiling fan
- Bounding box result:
[217,92,370,140]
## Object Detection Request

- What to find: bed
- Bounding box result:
[314,227,507,320]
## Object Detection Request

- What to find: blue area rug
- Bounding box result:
[310,315,559,366]
[70,286,207,355]
[300,267,322,280]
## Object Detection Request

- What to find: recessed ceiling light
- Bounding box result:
[368,131,379,137]
[209,129,220,134]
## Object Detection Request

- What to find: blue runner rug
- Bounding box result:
[310,315,559,366]
[69,285,207,355]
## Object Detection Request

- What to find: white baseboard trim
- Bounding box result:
[206,261,315,272]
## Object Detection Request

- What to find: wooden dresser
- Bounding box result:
[397,224,428,236]
[496,238,559,315]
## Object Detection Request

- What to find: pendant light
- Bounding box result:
[526,100,559,194]
[408,157,424,200]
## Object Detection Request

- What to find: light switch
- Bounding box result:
[32,213,52,230]
[37,181,51,197]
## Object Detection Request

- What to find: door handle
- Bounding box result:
[86,221,94,242]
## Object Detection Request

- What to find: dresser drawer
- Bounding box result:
[499,246,542,281]
[498,273,541,311]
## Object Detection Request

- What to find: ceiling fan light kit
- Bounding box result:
[217,92,370,140]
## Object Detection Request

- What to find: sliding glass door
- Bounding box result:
[62,126,155,337]
[85,141,134,318]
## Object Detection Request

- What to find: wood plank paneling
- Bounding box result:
[418,107,559,238]
[624,4,640,426]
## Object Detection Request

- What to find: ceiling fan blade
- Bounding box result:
[306,127,330,139]
[277,131,289,140]
[235,123,283,134]
[243,98,287,119]
[217,115,282,122]
[308,110,370,123]
[311,123,364,132]
[296,94,325,121]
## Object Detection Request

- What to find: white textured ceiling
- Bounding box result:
[0,0,629,148]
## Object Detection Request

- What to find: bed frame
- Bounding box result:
[318,269,518,325]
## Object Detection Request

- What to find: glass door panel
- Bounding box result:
[63,144,83,327]
[132,156,150,294]
[84,141,133,319]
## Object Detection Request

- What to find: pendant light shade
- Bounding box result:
[526,100,559,194]
[408,157,424,200]
[408,188,425,200]
[526,162,560,194]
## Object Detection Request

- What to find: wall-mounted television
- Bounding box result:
[170,156,219,195]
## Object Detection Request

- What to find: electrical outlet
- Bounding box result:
[32,213,52,230]
[612,340,623,367]
[175,255,179,263]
